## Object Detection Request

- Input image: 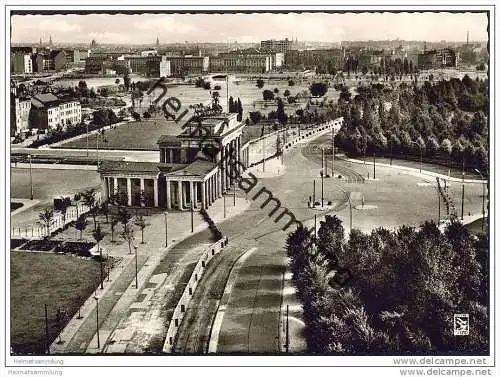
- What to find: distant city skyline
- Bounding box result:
[11,12,488,45]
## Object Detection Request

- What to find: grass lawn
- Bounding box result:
[11,202,23,212]
[10,168,101,201]
[466,217,488,235]
[58,118,182,150]
[10,251,101,354]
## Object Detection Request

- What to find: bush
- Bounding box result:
[11,239,28,250]
[23,240,63,252]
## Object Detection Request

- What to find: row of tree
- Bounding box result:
[335,76,488,173]
[286,215,488,354]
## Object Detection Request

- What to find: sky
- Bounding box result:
[11,12,489,45]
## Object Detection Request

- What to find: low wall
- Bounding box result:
[11,192,102,240]
[246,117,344,166]
[162,235,229,353]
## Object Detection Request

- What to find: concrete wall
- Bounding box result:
[162,236,229,353]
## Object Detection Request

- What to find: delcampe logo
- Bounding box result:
[454,314,470,336]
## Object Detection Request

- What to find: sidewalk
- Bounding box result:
[50,193,251,354]
[342,156,486,184]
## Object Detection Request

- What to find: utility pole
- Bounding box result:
[164,212,168,247]
[437,183,441,224]
[28,154,33,200]
[461,184,465,220]
[223,194,226,218]
[313,180,316,203]
[373,153,376,179]
[190,202,194,232]
[94,296,100,350]
[86,123,89,157]
[314,214,317,237]
[321,171,324,207]
[262,135,266,172]
[44,304,50,355]
[285,305,290,353]
[390,141,393,165]
[134,246,138,289]
[331,128,335,177]
[321,147,324,172]
[233,184,236,206]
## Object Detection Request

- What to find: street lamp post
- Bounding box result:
[190,202,194,233]
[28,154,33,200]
[233,184,236,206]
[163,212,168,247]
[320,170,324,207]
[86,123,89,157]
[223,193,226,218]
[410,141,423,173]
[134,245,138,289]
[331,128,335,177]
[474,168,486,232]
[94,295,100,350]
[347,192,353,232]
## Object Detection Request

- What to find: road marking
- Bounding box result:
[207,247,257,353]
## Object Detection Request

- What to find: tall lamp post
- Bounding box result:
[320,170,324,207]
[28,154,33,200]
[410,141,423,173]
[474,168,487,232]
[133,245,138,289]
[86,122,89,157]
[163,212,168,247]
[347,192,353,232]
[94,295,100,350]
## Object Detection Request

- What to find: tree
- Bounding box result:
[100,200,109,223]
[110,216,118,242]
[143,111,151,119]
[283,89,291,97]
[122,225,135,255]
[74,215,87,240]
[93,108,119,126]
[263,89,275,101]
[228,96,235,113]
[237,98,243,121]
[288,79,295,86]
[81,188,98,230]
[115,78,120,84]
[249,111,262,124]
[310,82,328,97]
[134,215,149,244]
[92,223,105,289]
[118,207,132,234]
[276,97,287,125]
[38,208,54,238]
[256,79,265,89]
[273,87,280,94]
[123,74,131,91]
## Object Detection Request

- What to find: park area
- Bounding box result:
[10,251,101,354]
[56,77,327,151]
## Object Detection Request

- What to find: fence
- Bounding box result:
[11,192,102,240]
[162,235,229,353]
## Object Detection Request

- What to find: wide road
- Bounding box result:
[172,130,485,354]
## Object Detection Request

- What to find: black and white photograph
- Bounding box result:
[1,2,497,376]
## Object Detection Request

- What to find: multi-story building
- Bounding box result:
[168,56,210,75]
[261,38,292,54]
[85,56,110,74]
[418,48,459,70]
[32,50,66,72]
[11,53,33,74]
[30,93,81,130]
[63,49,81,65]
[98,112,248,209]
[10,95,31,136]
[124,55,169,77]
[210,52,272,73]
[285,49,345,70]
